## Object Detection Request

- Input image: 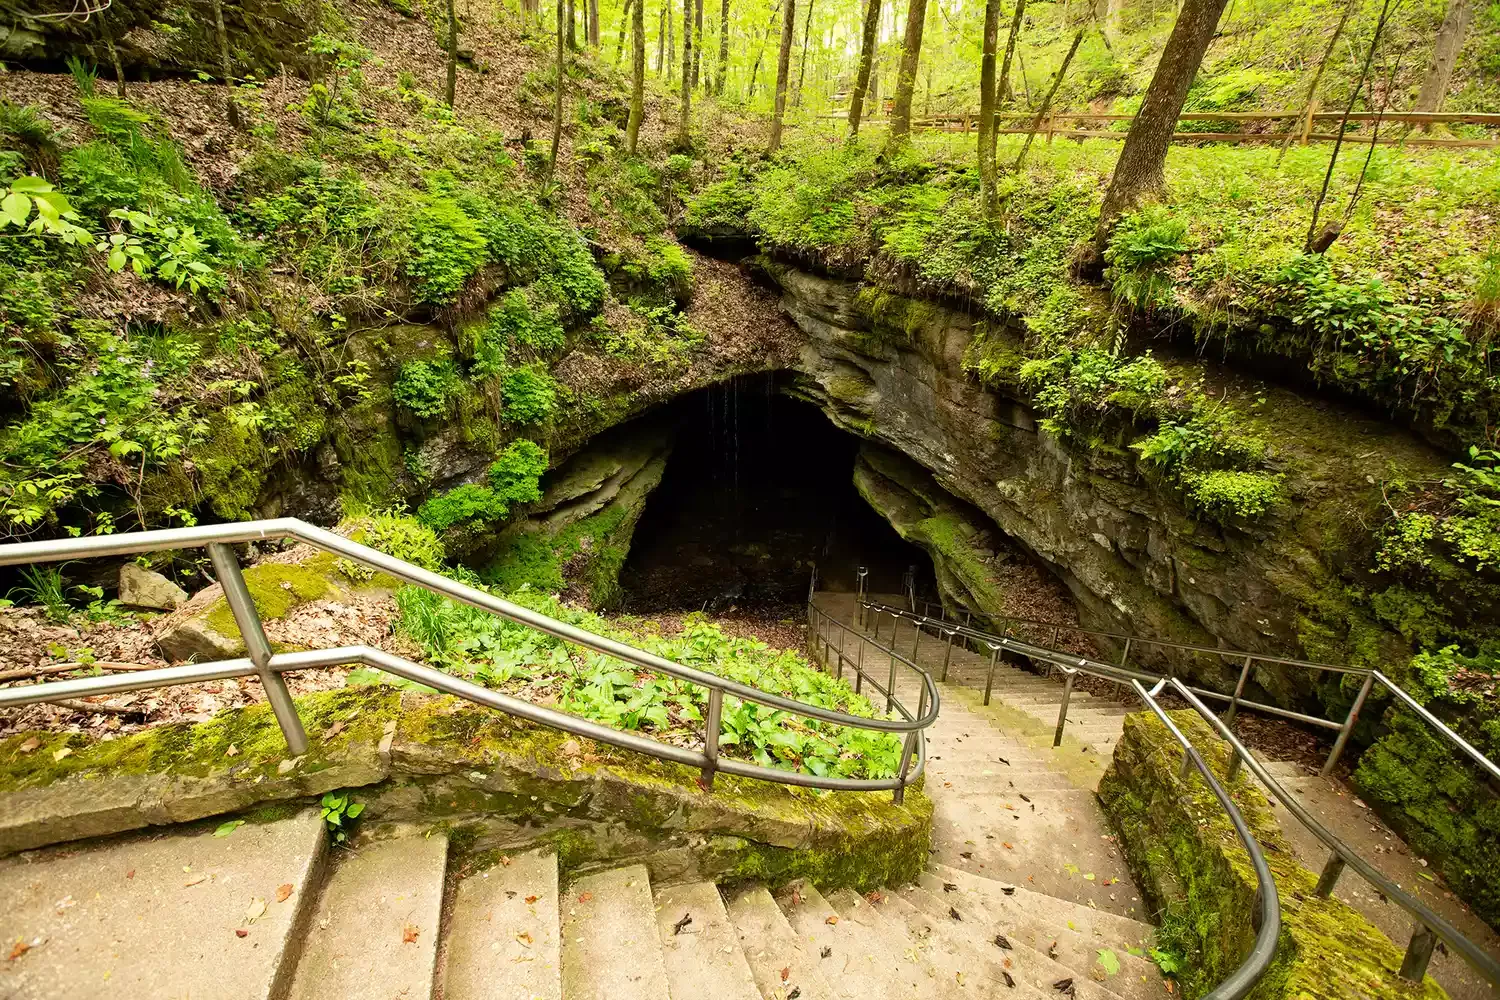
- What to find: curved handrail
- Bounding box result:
[863,599,1500,988]
[0,520,939,799]
[891,600,1500,782]
[816,595,1282,999]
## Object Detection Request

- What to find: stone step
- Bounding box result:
[927,767,1084,795]
[442,848,561,1000]
[824,888,1051,999]
[929,864,1156,950]
[776,882,928,1000]
[892,886,1126,1000]
[0,808,326,1000]
[932,791,1143,918]
[907,878,1163,1000]
[654,881,760,1000]
[288,827,448,1000]
[725,885,839,1000]
[560,865,671,1000]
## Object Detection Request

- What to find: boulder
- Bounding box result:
[118,563,189,611]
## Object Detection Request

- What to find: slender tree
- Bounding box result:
[668,0,676,76]
[1012,28,1082,172]
[886,0,929,148]
[847,0,881,135]
[1277,0,1356,161]
[627,0,646,153]
[445,0,459,107]
[692,0,704,88]
[748,0,784,97]
[678,0,693,146]
[98,14,126,98]
[657,1,667,73]
[996,0,1024,107]
[209,0,242,129]
[977,0,1002,213]
[566,0,577,48]
[1088,0,1230,261]
[549,0,565,180]
[715,0,730,94]
[1414,0,1472,116]
[589,0,601,45]
[616,0,634,62]
[767,0,797,151]
[794,0,815,106]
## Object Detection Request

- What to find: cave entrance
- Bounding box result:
[619,373,933,612]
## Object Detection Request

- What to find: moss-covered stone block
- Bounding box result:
[1098,710,1447,1000]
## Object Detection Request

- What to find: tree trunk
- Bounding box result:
[715,0,730,94]
[100,16,126,98]
[678,0,693,146]
[886,0,928,148]
[867,54,878,110]
[978,0,1001,214]
[794,0,815,106]
[209,0,242,129]
[693,0,704,88]
[1012,28,1082,172]
[616,0,634,62]
[1277,0,1355,161]
[1414,0,1471,115]
[748,0,783,98]
[667,0,676,77]
[847,0,880,135]
[549,0,565,179]
[768,0,797,151]
[996,0,1025,107]
[628,0,646,152]
[1090,0,1229,256]
[445,0,459,107]
[567,0,577,48]
[658,1,667,73]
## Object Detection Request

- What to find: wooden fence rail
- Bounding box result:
[812,109,1500,149]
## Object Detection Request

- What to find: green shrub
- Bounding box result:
[501,365,557,424]
[1180,469,1284,521]
[1106,206,1188,313]
[488,439,548,506]
[338,506,447,579]
[403,196,488,304]
[417,482,510,531]
[414,440,547,533]
[486,287,566,354]
[392,359,463,418]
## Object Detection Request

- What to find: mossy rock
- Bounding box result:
[1099,710,1448,1000]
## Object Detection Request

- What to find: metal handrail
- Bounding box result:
[906,598,1500,783]
[861,599,1500,987]
[812,595,1281,999]
[0,520,939,801]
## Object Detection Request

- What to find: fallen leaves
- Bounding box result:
[52,747,72,762]
[516,931,533,946]
[1053,977,1075,996]
[819,945,832,958]
[1096,948,1120,975]
[824,915,839,926]
[8,939,31,961]
[17,736,40,754]
[943,881,958,892]
[994,934,1012,950]
[948,907,962,921]
[577,892,593,903]
[780,965,791,982]
[402,924,420,944]
[524,895,540,904]
[999,969,1015,988]
[864,890,885,904]
[183,874,207,887]
[276,884,294,903]
[213,819,244,838]
[673,912,693,935]
[244,898,266,924]
[235,929,249,939]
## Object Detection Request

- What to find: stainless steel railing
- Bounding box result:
[813,592,1280,1000]
[862,598,1500,988]
[906,596,1500,782]
[0,520,939,802]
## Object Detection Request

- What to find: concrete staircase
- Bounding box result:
[0,814,1161,1000]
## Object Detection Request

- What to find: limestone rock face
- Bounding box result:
[770,263,1436,701]
[118,563,189,611]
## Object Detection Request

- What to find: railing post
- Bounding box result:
[835,626,845,680]
[1118,636,1133,670]
[1226,747,1244,782]
[702,688,723,788]
[872,612,882,643]
[1224,654,1253,728]
[1179,749,1193,780]
[911,619,922,662]
[886,650,898,714]
[856,566,868,627]
[855,639,864,694]
[1053,670,1075,746]
[894,730,918,804]
[983,644,1000,706]
[1323,672,1375,776]
[1314,852,1345,898]
[207,542,307,756]
[941,629,955,682]
[1399,923,1437,982]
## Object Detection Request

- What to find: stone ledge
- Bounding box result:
[0,688,930,892]
[1098,710,1447,1000]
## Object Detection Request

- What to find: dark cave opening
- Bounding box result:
[619,373,934,612]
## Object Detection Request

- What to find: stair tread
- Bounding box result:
[289,828,447,1000]
[776,883,929,999]
[726,885,840,1000]
[560,865,670,1000]
[0,808,325,1000]
[929,864,1156,944]
[443,849,561,1000]
[654,881,760,1000]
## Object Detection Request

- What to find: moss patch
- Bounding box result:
[1099,710,1447,1000]
[201,553,342,639]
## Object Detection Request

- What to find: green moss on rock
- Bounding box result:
[202,554,341,640]
[1099,710,1447,1000]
